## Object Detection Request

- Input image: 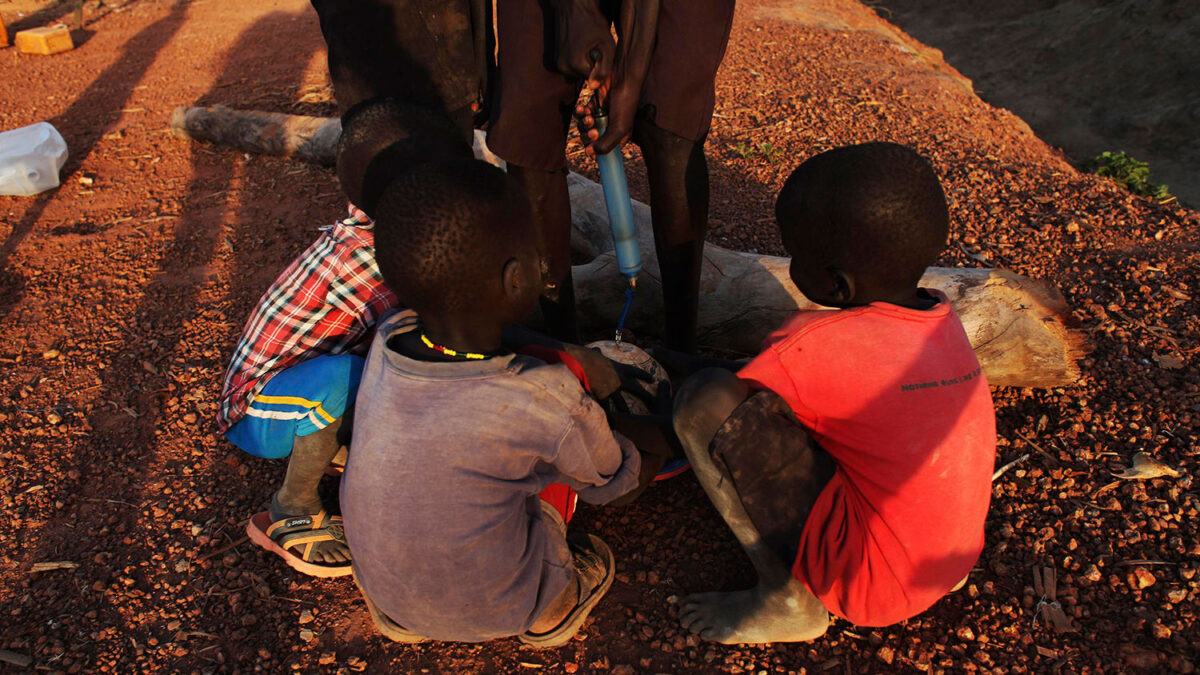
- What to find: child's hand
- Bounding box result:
[650,346,745,381]
[605,379,673,421]
[649,345,691,382]
[609,411,680,460]
[608,412,677,506]
[562,343,654,401]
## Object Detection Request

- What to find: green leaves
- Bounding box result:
[1081,151,1172,201]
[733,141,781,164]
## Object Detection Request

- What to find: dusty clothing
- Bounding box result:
[310,0,484,119]
[353,500,567,643]
[738,290,996,627]
[217,206,395,434]
[709,390,836,567]
[342,310,641,642]
[486,0,737,171]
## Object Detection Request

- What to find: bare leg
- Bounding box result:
[271,417,351,565]
[673,370,830,644]
[636,117,708,353]
[507,164,579,343]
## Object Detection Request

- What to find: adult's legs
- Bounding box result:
[311,0,482,212]
[635,116,708,352]
[672,369,831,644]
[506,165,579,343]
[310,0,481,121]
[487,0,582,342]
[631,0,736,351]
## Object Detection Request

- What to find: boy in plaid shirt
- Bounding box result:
[219,78,487,574]
[217,203,395,577]
[225,0,666,577]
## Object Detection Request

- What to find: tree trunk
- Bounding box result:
[564,172,1086,388]
[169,106,1086,387]
[169,105,342,166]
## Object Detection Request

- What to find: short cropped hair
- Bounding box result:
[776,142,949,288]
[372,158,534,318]
[337,98,474,216]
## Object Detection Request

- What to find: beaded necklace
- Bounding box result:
[419,333,492,360]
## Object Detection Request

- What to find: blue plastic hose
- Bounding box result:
[615,285,635,341]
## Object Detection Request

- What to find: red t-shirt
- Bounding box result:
[738,291,995,626]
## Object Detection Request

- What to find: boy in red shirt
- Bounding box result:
[670,143,996,643]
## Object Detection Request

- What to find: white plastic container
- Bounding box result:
[0,122,69,196]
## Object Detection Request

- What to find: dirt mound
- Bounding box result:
[876,0,1200,205]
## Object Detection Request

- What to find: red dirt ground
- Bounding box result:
[1,0,1197,673]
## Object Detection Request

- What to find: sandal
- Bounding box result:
[246,510,353,578]
[519,533,615,648]
[654,457,691,481]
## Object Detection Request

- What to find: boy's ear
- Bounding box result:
[828,267,855,305]
[501,257,524,300]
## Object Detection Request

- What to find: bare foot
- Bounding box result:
[299,529,351,565]
[674,371,830,644]
[679,578,829,645]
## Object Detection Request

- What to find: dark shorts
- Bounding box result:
[709,390,836,567]
[487,0,737,171]
[310,0,483,119]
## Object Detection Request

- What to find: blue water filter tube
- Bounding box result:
[592,113,642,284]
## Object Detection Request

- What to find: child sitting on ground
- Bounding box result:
[342,157,672,646]
[218,99,646,578]
[216,199,382,577]
[669,142,996,643]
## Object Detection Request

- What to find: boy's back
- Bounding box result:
[343,311,640,641]
[218,208,394,434]
[738,291,995,626]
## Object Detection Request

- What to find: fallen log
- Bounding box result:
[169,105,342,166]
[169,106,1086,387]
[565,172,1087,387]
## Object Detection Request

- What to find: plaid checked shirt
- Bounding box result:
[217,206,400,432]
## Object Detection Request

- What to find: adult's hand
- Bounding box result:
[574,0,660,156]
[547,0,616,88]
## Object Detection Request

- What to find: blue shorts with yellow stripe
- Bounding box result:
[224,354,364,459]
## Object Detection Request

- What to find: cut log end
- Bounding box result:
[169,105,341,166]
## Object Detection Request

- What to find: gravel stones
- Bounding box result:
[0,0,1197,673]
